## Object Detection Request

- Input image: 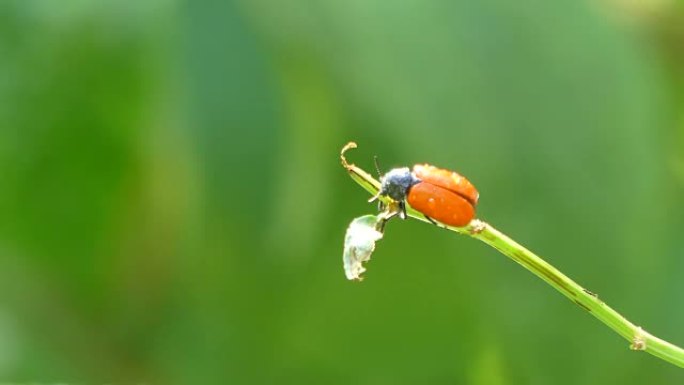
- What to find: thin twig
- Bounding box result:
[340,142,684,368]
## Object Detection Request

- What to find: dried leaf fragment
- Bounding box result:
[343,215,384,281]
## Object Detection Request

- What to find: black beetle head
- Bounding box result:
[379,167,420,201]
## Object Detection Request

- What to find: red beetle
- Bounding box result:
[371,164,479,227]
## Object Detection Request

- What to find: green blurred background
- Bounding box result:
[1,0,684,383]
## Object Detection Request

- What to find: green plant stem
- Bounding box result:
[340,142,684,368]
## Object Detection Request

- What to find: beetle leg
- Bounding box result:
[376,216,388,233]
[384,207,399,221]
[377,200,386,213]
[424,215,437,225]
[399,201,407,220]
[424,214,450,230]
[378,200,401,223]
[368,192,381,203]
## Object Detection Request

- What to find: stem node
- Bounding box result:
[469,219,486,234]
[631,327,647,351]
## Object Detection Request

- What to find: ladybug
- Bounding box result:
[370,164,479,227]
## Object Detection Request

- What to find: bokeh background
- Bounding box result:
[1,0,684,383]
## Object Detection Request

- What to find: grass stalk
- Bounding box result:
[340,142,684,368]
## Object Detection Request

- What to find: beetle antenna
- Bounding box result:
[373,156,382,178]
